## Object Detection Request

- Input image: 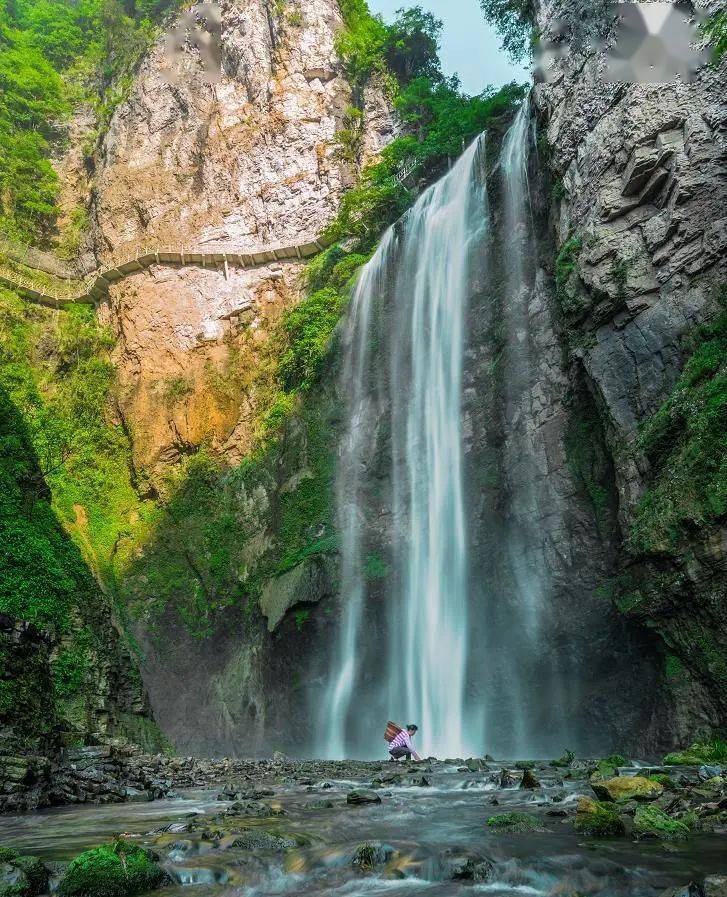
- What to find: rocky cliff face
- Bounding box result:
[92,0,394,484]
[0,388,164,810]
[533,0,726,742]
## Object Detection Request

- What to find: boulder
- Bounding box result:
[704,876,727,897]
[633,806,693,840]
[574,797,625,836]
[351,842,395,872]
[591,776,663,802]
[444,853,495,882]
[220,831,295,851]
[347,789,382,806]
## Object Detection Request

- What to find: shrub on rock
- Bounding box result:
[58,840,167,897]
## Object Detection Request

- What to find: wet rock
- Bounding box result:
[305,798,335,809]
[658,886,705,897]
[591,776,663,802]
[520,769,540,789]
[225,800,279,818]
[465,759,486,773]
[444,853,495,882]
[347,789,382,806]
[351,842,395,872]
[220,831,295,851]
[699,765,723,781]
[704,875,727,897]
[498,769,517,788]
[409,775,431,787]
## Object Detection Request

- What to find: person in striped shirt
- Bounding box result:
[389,724,421,762]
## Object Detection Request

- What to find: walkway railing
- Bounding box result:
[0,236,332,308]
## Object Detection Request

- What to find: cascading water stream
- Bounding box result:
[319,135,490,759]
[318,102,584,759]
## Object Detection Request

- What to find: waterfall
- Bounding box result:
[318,101,590,760]
[319,135,490,759]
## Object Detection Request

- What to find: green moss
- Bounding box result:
[58,841,167,897]
[0,849,19,864]
[0,288,144,588]
[591,754,627,781]
[663,740,727,766]
[574,803,625,837]
[486,812,538,832]
[633,805,694,840]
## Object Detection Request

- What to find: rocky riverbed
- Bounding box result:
[1,753,726,896]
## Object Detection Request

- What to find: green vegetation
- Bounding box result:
[0,0,184,245]
[486,812,538,832]
[324,79,525,253]
[479,0,537,63]
[630,298,727,553]
[554,235,585,320]
[58,840,167,897]
[590,754,627,781]
[551,749,575,767]
[564,395,614,536]
[703,10,727,63]
[663,740,727,766]
[0,287,144,586]
[633,805,694,840]
[0,848,48,897]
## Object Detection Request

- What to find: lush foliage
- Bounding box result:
[663,740,727,766]
[324,79,525,251]
[58,840,167,897]
[0,287,144,585]
[703,10,727,64]
[0,11,67,242]
[631,299,727,552]
[479,0,536,63]
[0,0,180,244]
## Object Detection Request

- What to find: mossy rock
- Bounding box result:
[591,776,663,802]
[574,797,625,837]
[633,806,694,840]
[58,840,168,897]
[13,857,47,896]
[0,851,48,897]
[486,812,538,833]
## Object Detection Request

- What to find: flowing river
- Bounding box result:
[1,758,723,896]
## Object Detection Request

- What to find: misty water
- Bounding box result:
[1,759,723,896]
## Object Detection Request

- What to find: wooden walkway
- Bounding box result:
[0,238,331,308]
